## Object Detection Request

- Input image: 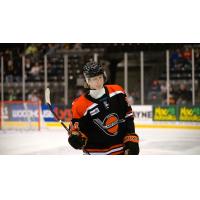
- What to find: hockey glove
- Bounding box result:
[68,122,88,150]
[123,133,139,155]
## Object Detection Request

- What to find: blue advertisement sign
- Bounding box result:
[5,104,39,122]
[41,105,72,122]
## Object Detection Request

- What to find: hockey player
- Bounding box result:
[68,62,139,155]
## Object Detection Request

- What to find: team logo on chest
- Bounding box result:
[104,114,119,135]
[93,113,124,136]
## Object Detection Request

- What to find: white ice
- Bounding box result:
[0,127,200,155]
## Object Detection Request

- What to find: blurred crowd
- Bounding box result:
[1,44,78,82]
[147,80,193,105]
[0,44,200,105]
[170,47,200,71]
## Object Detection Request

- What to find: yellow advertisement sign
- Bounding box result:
[153,106,177,121]
[179,107,200,122]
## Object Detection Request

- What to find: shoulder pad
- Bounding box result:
[105,84,125,94]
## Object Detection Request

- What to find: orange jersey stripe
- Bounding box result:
[105,84,125,95]
[72,95,95,119]
[123,134,139,143]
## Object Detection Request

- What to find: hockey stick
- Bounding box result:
[45,88,90,155]
[45,88,70,133]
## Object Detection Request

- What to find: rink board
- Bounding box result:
[42,105,200,129]
[45,122,200,129]
[1,121,40,130]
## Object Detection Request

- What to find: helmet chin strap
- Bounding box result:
[89,87,105,99]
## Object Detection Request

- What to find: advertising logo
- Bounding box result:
[179,107,200,122]
[153,106,177,121]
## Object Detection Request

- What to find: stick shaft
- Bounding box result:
[47,103,70,133]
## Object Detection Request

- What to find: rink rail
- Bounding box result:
[44,121,200,130]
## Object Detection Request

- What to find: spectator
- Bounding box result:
[127,91,140,105]
[5,59,14,82]
[161,84,177,105]
[27,89,39,102]
[3,49,12,68]
[16,89,22,100]
[29,62,41,77]
[160,83,167,105]
[63,43,70,50]
[150,80,161,92]
[170,49,182,69]
[127,93,134,105]
[181,47,192,70]
[182,47,192,60]
[176,84,192,105]
[25,58,32,72]
[73,43,82,51]
[25,44,38,56]
[7,89,17,101]
[169,85,177,105]
[46,43,57,56]
[148,80,161,103]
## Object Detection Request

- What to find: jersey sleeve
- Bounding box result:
[106,84,135,133]
[71,100,81,119]
[70,96,93,132]
[70,100,82,129]
[124,92,135,133]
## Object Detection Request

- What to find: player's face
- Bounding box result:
[87,74,104,90]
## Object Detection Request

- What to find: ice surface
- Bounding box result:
[0,128,82,155]
[0,127,200,155]
[139,128,200,155]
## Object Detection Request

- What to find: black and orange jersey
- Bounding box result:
[70,84,135,155]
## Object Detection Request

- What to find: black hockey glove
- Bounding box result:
[123,133,139,155]
[68,122,88,150]
[68,133,87,149]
